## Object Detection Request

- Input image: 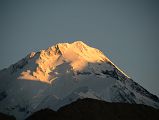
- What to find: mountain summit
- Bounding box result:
[0,41,159,120]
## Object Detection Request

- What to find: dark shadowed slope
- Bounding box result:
[0,113,15,120]
[26,98,159,120]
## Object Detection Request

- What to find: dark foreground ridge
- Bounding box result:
[0,113,15,120]
[1,98,159,120]
[26,98,159,120]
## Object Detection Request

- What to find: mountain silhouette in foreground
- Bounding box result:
[26,98,159,120]
[0,41,159,120]
[0,113,15,120]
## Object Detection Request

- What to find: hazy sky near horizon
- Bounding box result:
[0,0,159,96]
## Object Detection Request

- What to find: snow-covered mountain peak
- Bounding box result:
[22,41,113,82]
[71,40,88,49]
[0,41,159,120]
[54,40,87,50]
[49,41,107,61]
[4,41,111,83]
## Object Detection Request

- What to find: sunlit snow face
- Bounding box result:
[16,41,114,83]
